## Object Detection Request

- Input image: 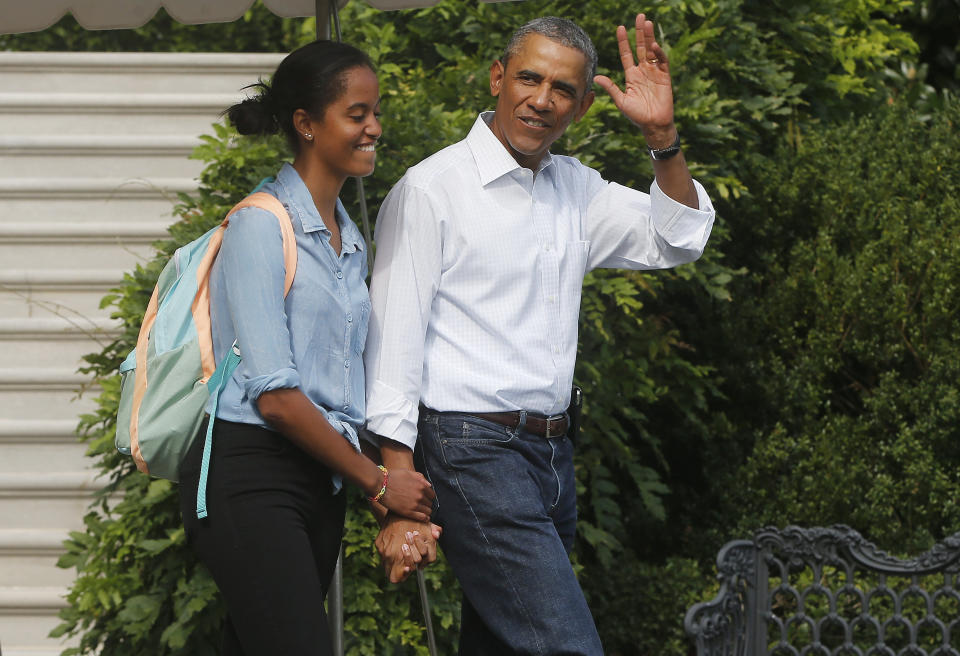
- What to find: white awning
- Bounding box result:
[0,0,524,34]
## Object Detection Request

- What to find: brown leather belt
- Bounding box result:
[467,410,569,438]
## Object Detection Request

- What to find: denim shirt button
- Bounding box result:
[344,360,350,368]
[347,313,353,322]
[336,270,343,279]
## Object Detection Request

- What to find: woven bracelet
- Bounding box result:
[368,465,388,503]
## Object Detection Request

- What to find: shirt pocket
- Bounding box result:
[563,240,590,268]
[352,299,371,355]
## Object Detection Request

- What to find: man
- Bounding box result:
[364,13,715,654]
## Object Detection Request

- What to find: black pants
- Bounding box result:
[179,418,346,656]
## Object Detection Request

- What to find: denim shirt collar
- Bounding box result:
[274,162,364,254]
[468,111,555,186]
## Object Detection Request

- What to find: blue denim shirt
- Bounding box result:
[206,163,370,457]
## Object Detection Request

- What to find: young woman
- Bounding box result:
[178,40,434,655]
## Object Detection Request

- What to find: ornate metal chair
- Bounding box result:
[684,525,960,656]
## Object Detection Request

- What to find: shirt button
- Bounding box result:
[554,346,561,354]
[545,245,552,252]
[336,271,343,279]
[548,296,556,303]
[344,360,350,368]
[347,313,353,322]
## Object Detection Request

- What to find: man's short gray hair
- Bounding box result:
[501,16,598,93]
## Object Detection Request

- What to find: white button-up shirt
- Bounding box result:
[364,112,715,449]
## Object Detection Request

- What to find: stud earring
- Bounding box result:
[304,133,313,141]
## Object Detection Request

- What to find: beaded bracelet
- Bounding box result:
[368,465,388,503]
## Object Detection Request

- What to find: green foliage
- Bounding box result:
[340,512,460,655]
[714,99,960,553]
[43,0,937,654]
[894,0,960,96]
[582,555,715,655]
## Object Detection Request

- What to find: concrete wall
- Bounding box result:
[0,51,283,656]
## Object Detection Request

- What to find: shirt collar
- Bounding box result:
[467,112,555,186]
[274,162,364,253]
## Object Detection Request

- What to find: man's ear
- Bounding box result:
[489,60,505,97]
[574,90,595,122]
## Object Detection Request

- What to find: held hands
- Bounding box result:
[377,467,435,523]
[375,514,442,584]
[593,13,675,143]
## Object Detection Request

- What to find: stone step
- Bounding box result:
[0,175,197,199]
[0,645,69,656]
[0,113,229,138]
[0,317,120,339]
[0,240,155,273]
[0,474,96,531]
[0,529,70,553]
[0,368,94,392]
[0,267,129,321]
[0,376,98,423]
[2,646,72,656]
[0,221,169,242]
[0,289,114,325]
[0,588,75,655]
[0,92,238,136]
[0,472,99,497]
[3,196,183,226]
[0,441,89,475]
[0,135,204,179]
[0,498,92,534]
[0,51,284,95]
[0,339,110,375]
[0,419,83,443]
[0,269,123,289]
[0,587,67,611]
[0,319,121,375]
[0,554,74,589]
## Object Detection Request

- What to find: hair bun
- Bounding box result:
[226,81,278,136]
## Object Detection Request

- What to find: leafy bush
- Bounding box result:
[713,99,960,553]
[582,555,715,655]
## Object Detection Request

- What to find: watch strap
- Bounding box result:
[647,133,681,160]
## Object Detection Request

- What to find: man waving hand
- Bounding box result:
[366,13,715,654]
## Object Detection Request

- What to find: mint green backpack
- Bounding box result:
[116,191,296,518]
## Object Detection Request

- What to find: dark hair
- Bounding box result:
[501,17,598,92]
[226,40,374,153]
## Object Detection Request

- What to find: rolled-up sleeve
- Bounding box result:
[585,177,715,271]
[364,180,443,449]
[218,207,300,400]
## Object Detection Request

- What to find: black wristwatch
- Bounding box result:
[647,133,682,160]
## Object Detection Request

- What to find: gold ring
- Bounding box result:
[648,58,660,64]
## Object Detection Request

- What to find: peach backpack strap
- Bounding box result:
[129,284,160,473]
[192,193,298,381]
[227,192,298,295]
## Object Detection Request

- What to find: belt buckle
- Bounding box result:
[544,414,565,439]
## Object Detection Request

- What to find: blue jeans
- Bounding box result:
[417,410,603,655]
